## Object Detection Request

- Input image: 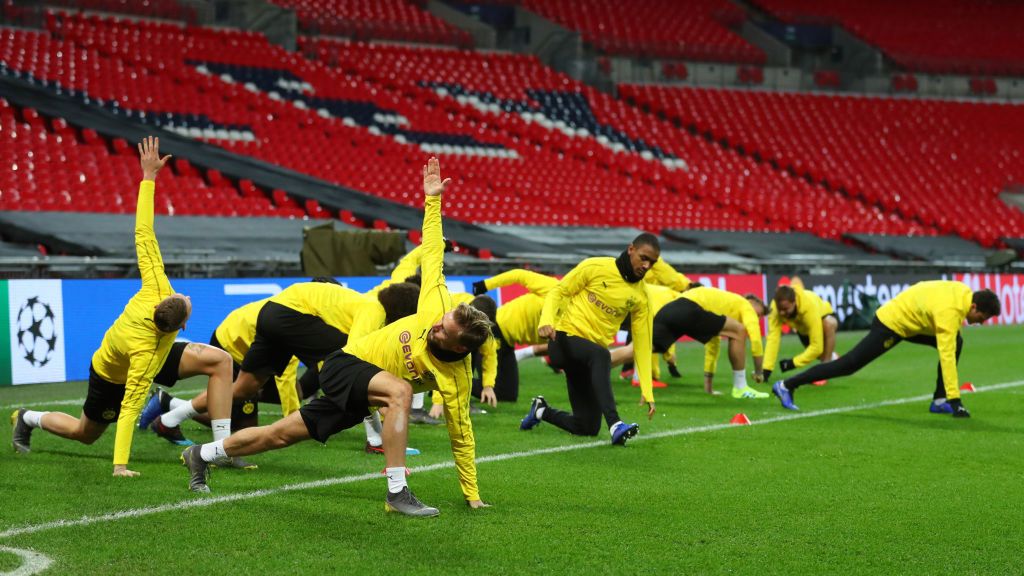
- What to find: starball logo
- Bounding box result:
[399,331,419,379]
[586,291,620,316]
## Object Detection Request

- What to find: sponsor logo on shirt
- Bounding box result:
[587,291,620,316]
[400,331,419,378]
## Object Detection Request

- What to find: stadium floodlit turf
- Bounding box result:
[2,324,1022,575]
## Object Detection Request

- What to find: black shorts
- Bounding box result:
[152,341,188,387]
[298,350,381,443]
[83,364,126,424]
[241,301,347,376]
[652,298,726,353]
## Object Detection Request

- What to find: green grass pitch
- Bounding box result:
[2,324,1022,575]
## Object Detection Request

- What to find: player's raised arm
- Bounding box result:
[135,136,172,293]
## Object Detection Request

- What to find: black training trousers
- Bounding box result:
[785,316,962,399]
[542,332,620,436]
[471,331,520,402]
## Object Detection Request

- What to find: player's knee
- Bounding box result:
[383,378,412,410]
[204,347,233,375]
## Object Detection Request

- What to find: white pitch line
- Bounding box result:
[0,546,53,576]
[1,380,1020,540]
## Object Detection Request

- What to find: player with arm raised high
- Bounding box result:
[11,137,234,476]
[181,158,492,516]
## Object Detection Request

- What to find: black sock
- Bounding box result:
[158,390,172,413]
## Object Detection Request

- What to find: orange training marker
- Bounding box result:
[729,413,751,425]
[960,382,976,393]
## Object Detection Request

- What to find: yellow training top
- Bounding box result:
[214,298,300,415]
[484,269,559,348]
[876,280,973,400]
[270,282,368,335]
[681,286,764,373]
[540,257,655,402]
[763,285,835,371]
[645,258,692,292]
[91,180,178,466]
[345,195,480,501]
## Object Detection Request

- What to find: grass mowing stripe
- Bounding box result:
[0,388,208,411]
[2,379,1020,540]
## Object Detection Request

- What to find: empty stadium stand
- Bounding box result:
[753,0,1024,76]
[521,0,764,64]
[620,85,1024,246]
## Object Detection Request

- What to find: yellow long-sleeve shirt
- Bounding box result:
[484,269,559,297]
[681,287,764,374]
[876,280,973,400]
[345,194,480,501]
[484,269,559,348]
[763,285,835,372]
[540,257,655,402]
[350,245,428,342]
[214,298,300,415]
[91,180,178,466]
[270,282,368,335]
[645,259,692,292]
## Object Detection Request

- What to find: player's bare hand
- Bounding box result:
[753,371,764,384]
[480,386,498,407]
[422,156,451,197]
[112,465,140,478]
[428,403,444,420]
[646,401,656,420]
[467,500,491,509]
[138,136,171,181]
[538,325,556,341]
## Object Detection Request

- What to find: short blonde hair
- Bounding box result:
[452,302,492,350]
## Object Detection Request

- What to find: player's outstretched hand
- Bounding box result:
[139,136,171,181]
[113,465,141,478]
[423,156,451,197]
[538,325,556,341]
[468,500,491,509]
[480,386,498,407]
[472,280,488,296]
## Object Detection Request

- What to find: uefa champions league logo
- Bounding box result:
[15,296,58,367]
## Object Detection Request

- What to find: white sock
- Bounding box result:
[631,371,640,384]
[535,406,546,420]
[933,398,948,405]
[832,352,839,361]
[211,418,231,441]
[364,413,382,447]
[515,347,536,362]
[168,397,190,411]
[200,439,227,463]
[385,466,408,494]
[23,410,47,429]
[161,399,200,427]
[732,370,747,390]
[411,392,424,410]
[609,420,623,435]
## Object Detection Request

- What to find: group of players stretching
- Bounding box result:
[10,138,1001,517]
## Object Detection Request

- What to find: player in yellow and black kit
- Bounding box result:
[644,286,769,398]
[11,137,234,476]
[761,282,839,384]
[181,158,492,517]
[772,281,1000,417]
[520,234,660,445]
[470,268,559,402]
[155,269,376,436]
